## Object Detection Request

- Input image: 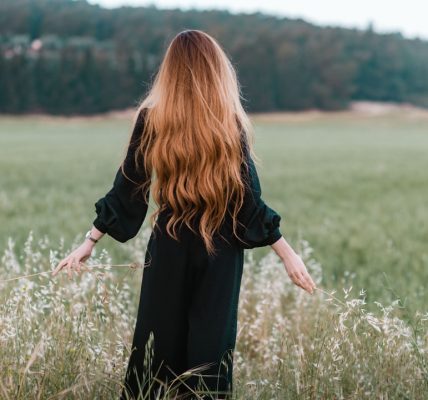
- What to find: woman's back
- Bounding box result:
[93,106,282,253]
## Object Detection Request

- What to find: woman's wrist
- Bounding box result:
[84,238,97,249]
[271,235,298,263]
[84,226,105,246]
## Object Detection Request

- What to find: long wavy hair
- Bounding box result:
[123,29,259,256]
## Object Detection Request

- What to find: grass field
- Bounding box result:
[1,109,427,314]
[1,108,427,398]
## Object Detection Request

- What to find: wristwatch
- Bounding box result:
[85,230,99,244]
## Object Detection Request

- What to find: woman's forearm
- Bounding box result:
[270,235,298,263]
[89,225,105,242]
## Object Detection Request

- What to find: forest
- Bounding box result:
[1,0,428,115]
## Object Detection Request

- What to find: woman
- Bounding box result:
[52,29,316,400]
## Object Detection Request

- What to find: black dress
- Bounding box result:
[93,109,282,399]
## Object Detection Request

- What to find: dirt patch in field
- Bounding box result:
[250,101,428,122]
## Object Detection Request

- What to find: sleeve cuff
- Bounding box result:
[264,227,283,246]
[93,218,108,234]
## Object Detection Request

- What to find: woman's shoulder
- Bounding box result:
[131,107,151,138]
[130,107,149,128]
[136,106,149,122]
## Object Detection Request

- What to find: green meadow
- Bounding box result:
[0,110,427,399]
[1,110,427,315]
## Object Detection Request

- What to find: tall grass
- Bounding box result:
[1,228,426,399]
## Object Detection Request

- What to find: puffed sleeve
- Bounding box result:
[92,108,150,243]
[234,135,283,249]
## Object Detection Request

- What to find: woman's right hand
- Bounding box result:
[51,241,95,279]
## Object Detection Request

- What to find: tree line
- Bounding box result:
[1,0,428,115]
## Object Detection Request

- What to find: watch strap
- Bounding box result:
[85,230,98,244]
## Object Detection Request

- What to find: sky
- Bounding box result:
[87,0,428,41]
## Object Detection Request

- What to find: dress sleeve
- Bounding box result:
[234,136,283,249]
[92,108,150,243]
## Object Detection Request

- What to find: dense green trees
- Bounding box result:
[0,0,427,115]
